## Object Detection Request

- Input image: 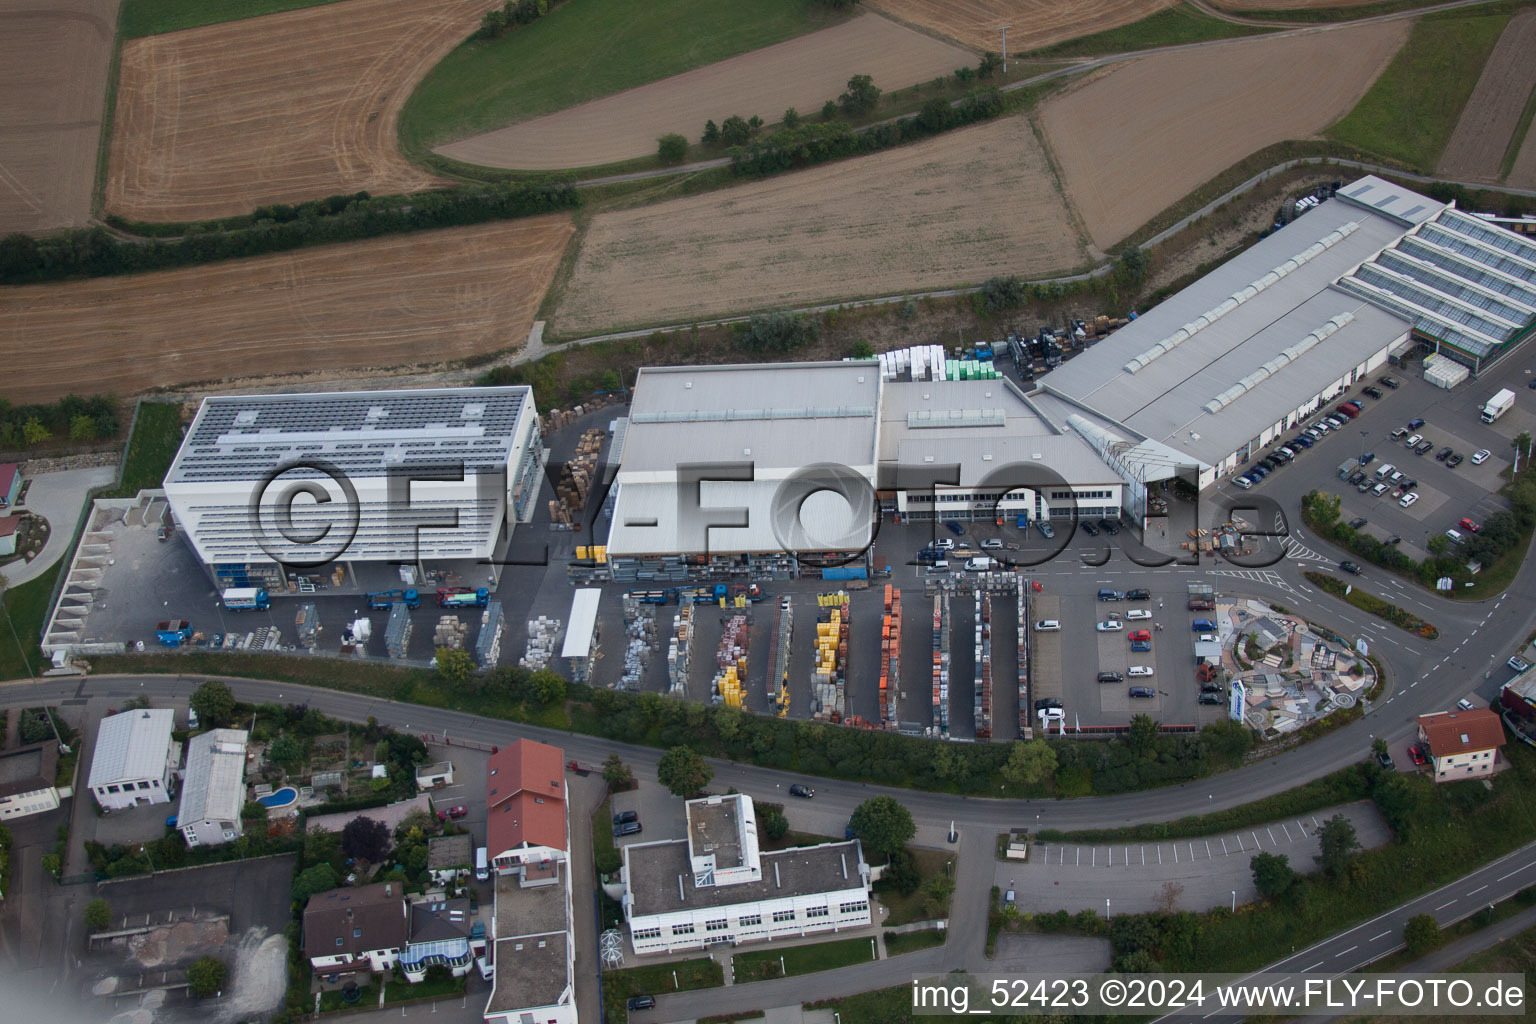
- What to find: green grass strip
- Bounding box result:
[1024,2,1273,59]
[119,0,350,38]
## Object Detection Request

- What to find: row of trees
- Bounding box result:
[0,394,119,451]
[477,0,558,40]
[0,181,579,286]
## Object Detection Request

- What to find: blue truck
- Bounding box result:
[155,620,193,647]
[438,587,490,609]
[367,589,420,610]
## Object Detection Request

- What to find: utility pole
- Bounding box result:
[1000,24,1011,74]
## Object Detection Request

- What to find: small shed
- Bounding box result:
[0,515,20,558]
[415,760,454,790]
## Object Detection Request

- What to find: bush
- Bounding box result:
[733,312,821,353]
[657,133,689,164]
[187,956,227,998]
[1403,913,1442,956]
[84,898,111,932]
[0,394,118,450]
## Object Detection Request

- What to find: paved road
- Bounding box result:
[1155,838,1536,1022]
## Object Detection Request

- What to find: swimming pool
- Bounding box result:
[258,786,298,808]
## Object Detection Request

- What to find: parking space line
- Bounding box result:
[1092,848,1096,867]
[1252,831,1261,850]
[1282,823,1293,842]
[1235,835,1244,852]
[1158,846,1163,865]
[1076,848,1080,866]
[1221,838,1228,855]
[1204,840,1210,859]
[1267,827,1276,844]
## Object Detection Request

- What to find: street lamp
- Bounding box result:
[1231,889,1236,912]
[1105,897,1110,919]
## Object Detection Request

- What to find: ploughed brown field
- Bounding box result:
[1038,21,1409,249]
[105,0,488,223]
[436,14,972,171]
[551,115,1089,336]
[0,0,118,234]
[868,0,1172,53]
[0,216,574,402]
[1436,9,1536,183]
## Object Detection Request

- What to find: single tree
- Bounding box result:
[1155,881,1184,914]
[839,74,881,117]
[782,107,802,129]
[1250,851,1296,900]
[923,872,956,913]
[528,669,566,708]
[341,815,391,865]
[1316,814,1360,879]
[657,133,688,164]
[1000,739,1057,788]
[763,809,789,841]
[746,115,764,137]
[820,99,839,121]
[84,897,111,932]
[291,863,340,903]
[849,339,875,359]
[190,680,236,728]
[435,647,474,688]
[186,956,227,998]
[602,753,636,792]
[1371,737,1389,758]
[977,51,1003,78]
[656,746,712,798]
[701,119,720,144]
[1403,913,1442,956]
[849,795,915,858]
[719,115,751,146]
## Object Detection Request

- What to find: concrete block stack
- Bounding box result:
[475,600,505,669]
[768,597,792,717]
[975,594,992,740]
[619,595,655,691]
[879,585,901,730]
[811,592,849,722]
[521,616,562,669]
[712,614,749,708]
[434,614,467,650]
[667,603,694,696]
[932,593,950,737]
[385,603,412,660]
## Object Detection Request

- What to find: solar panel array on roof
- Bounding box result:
[168,388,529,483]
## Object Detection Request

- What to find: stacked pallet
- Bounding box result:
[434,614,467,650]
[295,603,319,647]
[521,616,561,669]
[879,585,901,730]
[618,596,655,691]
[475,600,505,669]
[550,428,605,524]
[932,593,950,737]
[385,603,412,660]
[810,592,850,722]
[1016,583,1030,736]
[666,603,694,695]
[975,594,993,739]
[768,596,792,717]
[712,614,749,708]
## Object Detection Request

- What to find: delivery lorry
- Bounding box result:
[1481,389,1515,423]
[221,587,269,611]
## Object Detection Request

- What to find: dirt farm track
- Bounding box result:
[868,0,1171,54]
[550,115,1088,336]
[0,0,118,235]
[0,217,573,402]
[106,0,489,223]
[1039,20,1409,250]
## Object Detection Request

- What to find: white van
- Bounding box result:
[1374,463,1395,480]
[1034,620,1061,632]
[475,846,489,881]
[965,557,996,571]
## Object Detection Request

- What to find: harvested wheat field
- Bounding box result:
[438,14,971,171]
[1040,21,1408,249]
[1437,8,1536,182]
[0,217,573,402]
[869,0,1170,53]
[0,0,118,235]
[1219,0,1385,8]
[106,0,490,223]
[551,116,1087,335]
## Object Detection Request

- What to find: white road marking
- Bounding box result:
[1337,946,1357,957]
[1370,931,1391,941]
[1468,885,1486,896]
[1435,900,1457,911]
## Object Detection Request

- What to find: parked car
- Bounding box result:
[1472,449,1492,465]
[1385,535,1401,545]
[1404,433,1423,448]
[1198,693,1224,705]
[933,538,955,550]
[1379,376,1400,389]
[1460,517,1481,533]
[1190,620,1215,633]
[1131,639,1152,652]
[1407,745,1427,766]
[628,996,657,1011]
[1414,440,1434,455]
[1371,483,1389,496]
[1398,478,1417,492]
[1509,656,1533,673]
[1388,470,1405,485]
[1096,671,1124,683]
[1129,629,1153,642]
[1357,478,1373,493]
[1128,666,1154,677]
[1035,521,1055,539]
[944,520,965,535]
[1390,427,1408,440]
[1080,520,1100,535]
[1034,620,1061,632]
[615,821,642,837]
[1340,561,1362,575]
[1376,750,1396,770]
[1362,385,1383,399]
[1126,588,1151,600]
[1359,451,1375,466]
[1407,417,1425,430]
[1126,609,1152,620]
[1399,492,1420,507]
[1334,404,1360,419]
[1097,589,1124,601]
[788,784,815,799]
[1326,416,1347,429]
[613,809,639,826]
[1457,698,1476,712]
[1348,470,1367,486]
[1313,420,1332,434]
[1445,528,1465,546]
[1096,620,1124,632]
[1348,516,1367,529]
[1292,434,1315,448]
[437,805,468,821]
[1129,686,1156,699]
[1436,446,1454,461]
[981,538,1004,549]
[1099,518,1121,534]
[1232,475,1252,490]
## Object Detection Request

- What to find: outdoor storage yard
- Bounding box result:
[437,13,972,171]
[0,216,573,400]
[0,0,118,235]
[868,0,1171,54]
[105,0,488,223]
[1436,8,1536,183]
[1037,20,1408,249]
[550,115,1088,335]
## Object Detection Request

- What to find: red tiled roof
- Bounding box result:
[1418,709,1505,756]
[0,464,16,497]
[487,739,566,855]
[0,515,20,538]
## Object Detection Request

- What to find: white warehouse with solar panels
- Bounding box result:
[1033,175,1536,498]
[163,387,543,591]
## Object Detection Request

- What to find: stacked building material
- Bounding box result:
[712,614,749,708]
[975,594,993,739]
[295,603,319,647]
[811,593,850,722]
[385,602,412,660]
[520,616,561,669]
[879,585,901,730]
[768,596,792,717]
[552,428,605,524]
[667,602,694,695]
[434,614,467,650]
[932,593,950,737]
[1017,584,1030,736]
[475,600,505,669]
[618,596,655,691]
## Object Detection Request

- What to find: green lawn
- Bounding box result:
[733,935,876,982]
[317,984,374,1012]
[601,958,722,1023]
[875,848,954,926]
[119,0,350,38]
[883,928,945,956]
[0,563,61,680]
[1327,11,1510,171]
[399,0,847,157]
[104,402,183,498]
[382,972,464,1003]
[1024,2,1272,59]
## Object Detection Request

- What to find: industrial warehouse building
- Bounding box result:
[1036,176,1536,497]
[603,362,1118,579]
[163,387,543,593]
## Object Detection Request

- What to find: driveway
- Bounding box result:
[4,464,118,585]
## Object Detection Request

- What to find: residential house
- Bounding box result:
[428,833,474,886]
[0,463,19,509]
[0,742,61,821]
[0,516,20,558]
[1417,709,1506,781]
[178,728,248,846]
[485,739,566,878]
[303,882,408,976]
[402,896,481,982]
[621,794,872,956]
[87,709,180,810]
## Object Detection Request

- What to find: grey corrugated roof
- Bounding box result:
[626,839,865,916]
[88,709,174,789]
[608,478,874,556]
[167,387,530,483]
[178,728,247,824]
